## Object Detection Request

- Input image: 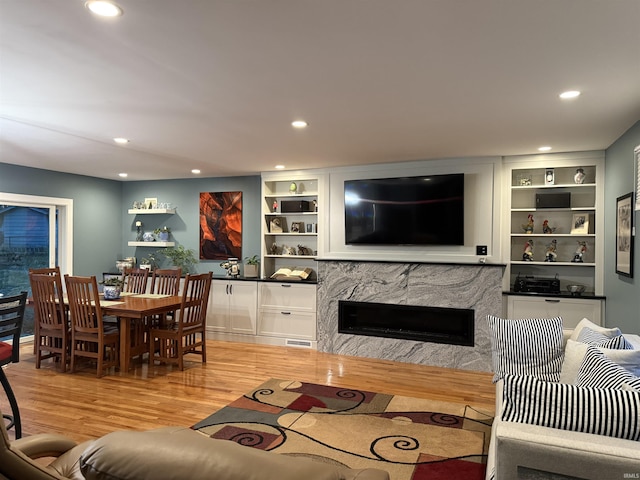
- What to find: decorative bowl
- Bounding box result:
[566,284,586,296]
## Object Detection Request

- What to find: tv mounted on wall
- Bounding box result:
[344,173,464,246]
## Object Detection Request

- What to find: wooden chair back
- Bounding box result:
[176,272,212,333]
[124,268,149,294]
[0,292,28,366]
[150,268,181,295]
[29,266,61,276]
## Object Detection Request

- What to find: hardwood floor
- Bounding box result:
[1,340,496,443]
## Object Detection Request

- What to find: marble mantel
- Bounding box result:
[316,260,505,372]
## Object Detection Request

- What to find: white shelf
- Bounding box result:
[265,212,317,216]
[511,207,595,212]
[128,241,175,247]
[128,208,176,215]
[264,254,316,259]
[264,192,318,197]
[510,233,595,237]
[511,183,595,190]
[265,232,317,236]
[511,261,595,267]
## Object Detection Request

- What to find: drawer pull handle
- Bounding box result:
[544,299,561,303]
[281,284,292,288]
[281,311,292,315]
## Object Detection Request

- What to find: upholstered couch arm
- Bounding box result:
[80,427,390,480]
[494,421,640,479]
[11,434,78,459]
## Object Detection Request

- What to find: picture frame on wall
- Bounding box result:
[616,192,634,277]
[635,145,640,211]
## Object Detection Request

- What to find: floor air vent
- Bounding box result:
[285,339,313,348]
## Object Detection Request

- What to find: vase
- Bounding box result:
[158,232,170,242]
[244,264,259,278]
[103,286,121,300]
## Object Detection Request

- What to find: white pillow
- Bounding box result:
[575,346,640,390]
[569,318,621,341]
[487,315,564,383]
[576,327,634,349]
[559,339,640,384]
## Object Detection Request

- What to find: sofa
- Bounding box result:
[486,316,640,480]
[1,417,389,480]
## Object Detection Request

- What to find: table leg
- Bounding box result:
[118,317,131,371]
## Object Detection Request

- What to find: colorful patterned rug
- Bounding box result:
[193,379,494,480]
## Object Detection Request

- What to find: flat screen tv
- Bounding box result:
[344,173,464,246]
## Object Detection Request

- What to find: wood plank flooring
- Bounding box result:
[1,340,496,443]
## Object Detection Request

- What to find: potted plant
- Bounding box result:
[158,245,197,273]
[153,226,171,242]
[244,255,260,278]
[141,252,160,271]
[99,276,125,300]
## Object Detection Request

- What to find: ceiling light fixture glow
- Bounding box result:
[118,173,128,178]
[85,1,123,17]
[191,169,201,174]
[291,120,308,129]
[275,165,285,170]
[538,146,552,152]
[559,90,581,99]
[113,137,129,144]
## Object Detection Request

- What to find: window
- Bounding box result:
[0,193,73,340]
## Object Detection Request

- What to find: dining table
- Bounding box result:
[100,292,183,371]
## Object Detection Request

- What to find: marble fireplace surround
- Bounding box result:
[317,260,505,372]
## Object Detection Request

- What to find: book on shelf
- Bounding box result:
[270,266,314,281]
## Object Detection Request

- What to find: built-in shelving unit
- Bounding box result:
[261,173,324,279]
[127,208,176,247]
[504,152,604,294]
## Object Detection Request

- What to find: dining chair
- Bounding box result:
[123,267,149,294]
[148,272,212,371]
[29,272,69,372]
[28,266,62,354]
[0,291,28,439]
[63,275,119,378]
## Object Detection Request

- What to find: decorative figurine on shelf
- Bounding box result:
[522,239,534,261]
[574,168,586,184]
[220,258,240,277]
[289,182,297,194]
[297,245,313,256]
[272,200,278,212]
[544,239,558,262]
[542,219,556,234]
[572,241,587,263]
[135,221,144,241]
[521,214,534,234]
[270,242,279,255]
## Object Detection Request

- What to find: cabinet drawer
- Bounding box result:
[259,283,316,311]
[258,308,316,340]
[506,295,603,329]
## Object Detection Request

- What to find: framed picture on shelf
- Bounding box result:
[269,216,287,233]
[290,221,305,233]
[616,192,634,277]
[570,213,589,234]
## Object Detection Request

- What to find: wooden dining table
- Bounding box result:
[100,293,182,371]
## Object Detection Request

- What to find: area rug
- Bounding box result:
[193,378,494,480]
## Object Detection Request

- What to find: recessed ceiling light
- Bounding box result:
[291,120,308,129]
[113,137,129,144]
[85,1,123,17]
[191,169,201,174]
[275,165,285,170]
[118,173,128,178]
[559,90,581,99]
[538,146,552,152]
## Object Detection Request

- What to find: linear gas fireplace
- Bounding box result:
[338,300,474,347]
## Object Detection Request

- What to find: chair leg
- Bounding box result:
[0,368,22,439]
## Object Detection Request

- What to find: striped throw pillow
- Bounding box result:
[576,327,634,349]
[487,315,564,383]
[502,374,640,441]
[576,346,640,391]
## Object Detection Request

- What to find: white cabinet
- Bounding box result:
[258,282,317,344]
[207,279,258,335]
[261,174,325,280]
[505,295,603,329]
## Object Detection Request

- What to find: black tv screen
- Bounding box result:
[344,173,464,246]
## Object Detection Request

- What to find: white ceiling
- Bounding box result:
[1,0,639,181]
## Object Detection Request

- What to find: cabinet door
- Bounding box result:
[207,280,230,331]
[258,308,316,340]
[507,295,602,329]
[228,281,258,334]
[259,283,316,311]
